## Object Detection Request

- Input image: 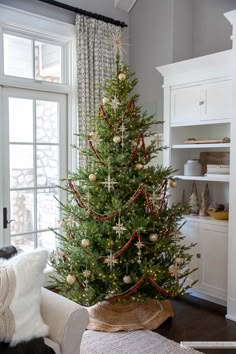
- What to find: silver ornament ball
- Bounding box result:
[135,163,144,170]
[66,274,76,285]
[113,136,121,144]
[81,239,90,247]
[123,275,132,284]
[89,173,96,182]
[149,233,158,242]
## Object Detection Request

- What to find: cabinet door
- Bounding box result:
[200,80,232,122]
[171,86,201,125]
[180,220,199,288]
[198,223,228,300]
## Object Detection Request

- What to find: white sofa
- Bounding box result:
[41,288,89,354]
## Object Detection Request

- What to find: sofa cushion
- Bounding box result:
[0,249,49,346]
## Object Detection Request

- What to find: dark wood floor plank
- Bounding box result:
[155,295,236,354]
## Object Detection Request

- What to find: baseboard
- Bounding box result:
[225,314,236,321]
[226,297,236,322]
[187,289,227,306]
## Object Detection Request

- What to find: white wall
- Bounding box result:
[193,0,236,57]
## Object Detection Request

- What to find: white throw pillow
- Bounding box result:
[0,249,49,346]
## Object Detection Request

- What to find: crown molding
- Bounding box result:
[114,0,136,13]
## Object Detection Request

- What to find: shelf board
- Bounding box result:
[183,215,228,225]
[172,143,230,149]
[175,175,230,182]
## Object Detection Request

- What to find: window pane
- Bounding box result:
[38,230,57,252]
[11,234,35,252]
[4,34,33,79]
[10,145,34,188]
[9,98,33,143]
[11,190,34,235]
[35,41,62,83]
[36,100,59,143]
[37,188,59,230]
[37,145,59,187]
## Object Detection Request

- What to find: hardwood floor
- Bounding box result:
[155,295,236,354]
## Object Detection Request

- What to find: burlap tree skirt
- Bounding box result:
[87,298,174,332]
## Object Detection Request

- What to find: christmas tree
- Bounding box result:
[50,38,196,306]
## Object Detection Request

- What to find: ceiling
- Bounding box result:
[56,0,113,7]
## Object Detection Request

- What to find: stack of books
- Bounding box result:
[205,164,230,176]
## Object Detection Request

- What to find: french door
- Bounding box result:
[0,87,67,251]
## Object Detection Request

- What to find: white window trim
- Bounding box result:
[0,5,78,252]
[0,4,77,171]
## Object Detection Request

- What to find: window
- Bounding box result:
[0,5,75,252]
[4,33,63,83]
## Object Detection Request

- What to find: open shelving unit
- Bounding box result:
[157,49,232,304]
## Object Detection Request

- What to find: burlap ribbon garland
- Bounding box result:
[0,265,16,342]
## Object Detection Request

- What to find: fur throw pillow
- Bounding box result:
[0,249,49,346]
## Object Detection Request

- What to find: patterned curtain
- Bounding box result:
[76,14,121,165]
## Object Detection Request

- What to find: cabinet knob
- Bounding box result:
[196,253,201,259]
[199,101,205,105]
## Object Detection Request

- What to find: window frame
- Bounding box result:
[0,4,77,251]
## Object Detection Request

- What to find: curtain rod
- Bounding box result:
[38,0,128,28]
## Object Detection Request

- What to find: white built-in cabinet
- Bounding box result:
[171,80,232,125]
[157,50,232,304]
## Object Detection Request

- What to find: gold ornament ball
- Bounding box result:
[89,173,96,182]
[170,180,177,188]
[149,233,158,242]
[66,274,76,285]
[89,131,96,137]
[118,72,126,81]
[123,275,132,284]
[81,238,90,247]
[113,136,121,144]
[135,163,144,170]
[102,97,110,105]
[60,219,66,227]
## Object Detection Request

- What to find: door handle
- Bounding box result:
[3,208,15,229]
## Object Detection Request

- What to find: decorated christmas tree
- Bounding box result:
[50,39,196,307]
